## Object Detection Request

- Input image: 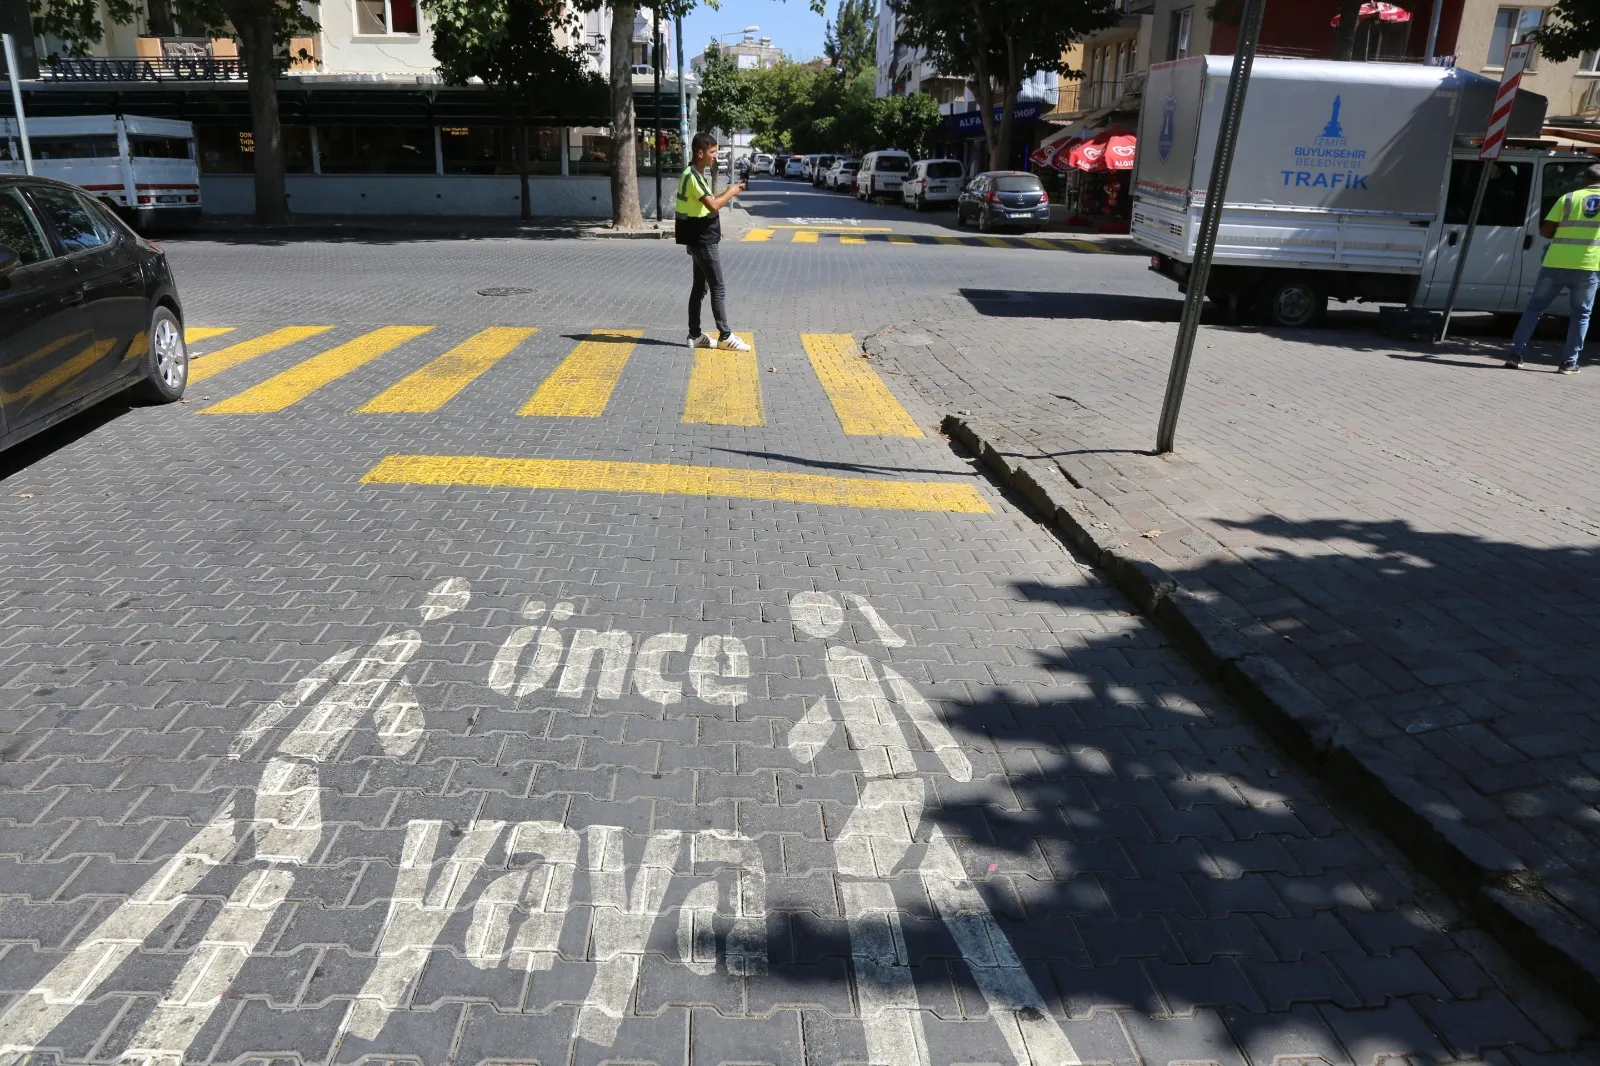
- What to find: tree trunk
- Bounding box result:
[970,56,999,173]
[608,2,645,229]
[238,13,288,225]
[992,32,1024,173]
[1331,0,1362,60]
[518,119,531,222]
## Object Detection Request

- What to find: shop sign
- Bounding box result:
[951,101,1042,135]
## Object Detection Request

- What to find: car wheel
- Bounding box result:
[133,305,188,403]
[978,210,992,233]
[1256,275,1328,329]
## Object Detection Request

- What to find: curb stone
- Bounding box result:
[929,405,1600,1021]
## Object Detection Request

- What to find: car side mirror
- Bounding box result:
[0,247,18,278]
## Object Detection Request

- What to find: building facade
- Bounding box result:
[9,0,697,218]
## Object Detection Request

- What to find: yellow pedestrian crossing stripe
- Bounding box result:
[359,327,536,414]
[683,334,764,427]
[186,326,928,441]
[802,334,922,438]
[737,229,1105,252]
[201,326,432,414]
[363,455,990,513]
[519,330,640,418]
[188,326,335,384]
[184,326,235,344]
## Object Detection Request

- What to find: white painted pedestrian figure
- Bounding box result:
[786,591,1082,1066]
[0,578,474,1066]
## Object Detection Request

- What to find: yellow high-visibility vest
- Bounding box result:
[675,167,712,218]
[1544,187,1600,271]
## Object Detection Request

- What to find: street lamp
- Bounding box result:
[718,26,758,45]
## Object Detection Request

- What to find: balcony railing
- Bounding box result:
[43,54,246,81]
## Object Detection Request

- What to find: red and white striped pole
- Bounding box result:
[1439,41,1532,342]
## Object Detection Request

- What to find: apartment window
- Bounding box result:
[355,0,419,35]
[1488,7,1543,69]
[1581,48,1600,73]
[1169,9,1192,61]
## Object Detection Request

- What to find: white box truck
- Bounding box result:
[1133,57,1595,327]
[0,115,201,229]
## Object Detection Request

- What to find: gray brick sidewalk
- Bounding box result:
[869,310,1600,1014]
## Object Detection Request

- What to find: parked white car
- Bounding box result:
[753,153,774,174]
[857,150,913,201]
[902,158,965,211]
[826,158,859,191]
[785,155,807,178]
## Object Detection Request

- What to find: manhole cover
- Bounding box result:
[477,286,535,297]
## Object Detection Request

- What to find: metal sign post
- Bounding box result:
[675,14,688,154]
[1438,40,1531,342]
[1154,0,1267,455]
[653,11,662,222]
[2,33,33,175]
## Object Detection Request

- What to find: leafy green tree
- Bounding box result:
[890,0,1116,170]
[422,0,605,220]
[1530,1,1600,60]
[695,41,751,135]
[31,0,316,225]
[872,91,941,154]
[823,0,876,82]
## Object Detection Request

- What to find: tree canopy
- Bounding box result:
[1530,1,1600,60]
[823,0,877,83]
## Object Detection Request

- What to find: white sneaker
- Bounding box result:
[689,332,716,349]
[717,334,752,351]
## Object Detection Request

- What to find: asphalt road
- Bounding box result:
[0,220,1589,1066]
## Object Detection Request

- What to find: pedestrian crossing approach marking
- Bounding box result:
[187,325,336,384]
[519,329,641,418]
[802,333,923,438]
[739,229,1104,252]
[183,326,235,344]
[189,327,924,437]
[683,332,764,427]
[201,326,433,414]
[360,326,537,413]
[362,455,990,512]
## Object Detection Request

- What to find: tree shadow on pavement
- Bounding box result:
[876,568,1600,1064]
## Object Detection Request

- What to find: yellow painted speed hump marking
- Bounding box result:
[520,330,642,418]
[359,326,537,414]
[363,455,991,513]
[802,334,922,438]
[184,326,235,344]
[683,333,763,427]
[202,326,433,414]
[188,326,335,384]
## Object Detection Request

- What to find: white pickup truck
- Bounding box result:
[1133,56,1594,327]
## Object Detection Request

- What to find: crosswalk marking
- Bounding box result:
[358,327,536,414]
[519,330,642,418]
[683,333,764,427]
[840,234,866,245]
[188,326,335,385]
[362,455,990,513]
[184,326,235,344]
[201,326,433,414]
[792,230,819,244]
[802,334,923,438]
[743,229,775,242]
[887,234,916,246]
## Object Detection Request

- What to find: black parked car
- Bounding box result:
[956,171,1051,233]
[0,175,187,452]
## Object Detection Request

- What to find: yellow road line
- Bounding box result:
[1066,239,1102,253]
[792,230,819,243]
[184,326,235,344]
[201,326,433,414]
[743,229,775,242]
[978,236,1012,248]
[768,225,892,231]
[518,329,641,418]
[839,234,866,245]
[188,326,336,384]
[1021,238,1061,251]
[358,326,536,414]
[362,455,990,513]
[887,234,917,246]
[683,333,763,427]
[802,333,923,438]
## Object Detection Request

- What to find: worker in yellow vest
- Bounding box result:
[1508,163,1600,373]
[675,132,751,352]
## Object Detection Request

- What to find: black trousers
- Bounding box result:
[688,243,730,338]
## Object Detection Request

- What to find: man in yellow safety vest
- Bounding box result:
[675,132,751,351]
[1507,163,1600,373]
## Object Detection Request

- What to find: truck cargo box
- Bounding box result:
[1133,57,1548,274]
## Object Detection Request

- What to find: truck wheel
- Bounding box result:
[1258,276,1327,329]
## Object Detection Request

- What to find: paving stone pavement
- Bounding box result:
[0,236,1593,1065]
[868,301,1600,1013]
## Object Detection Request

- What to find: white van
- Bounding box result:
[902,158,965,211]
[0,115,201,229]
[857,150,914,201]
